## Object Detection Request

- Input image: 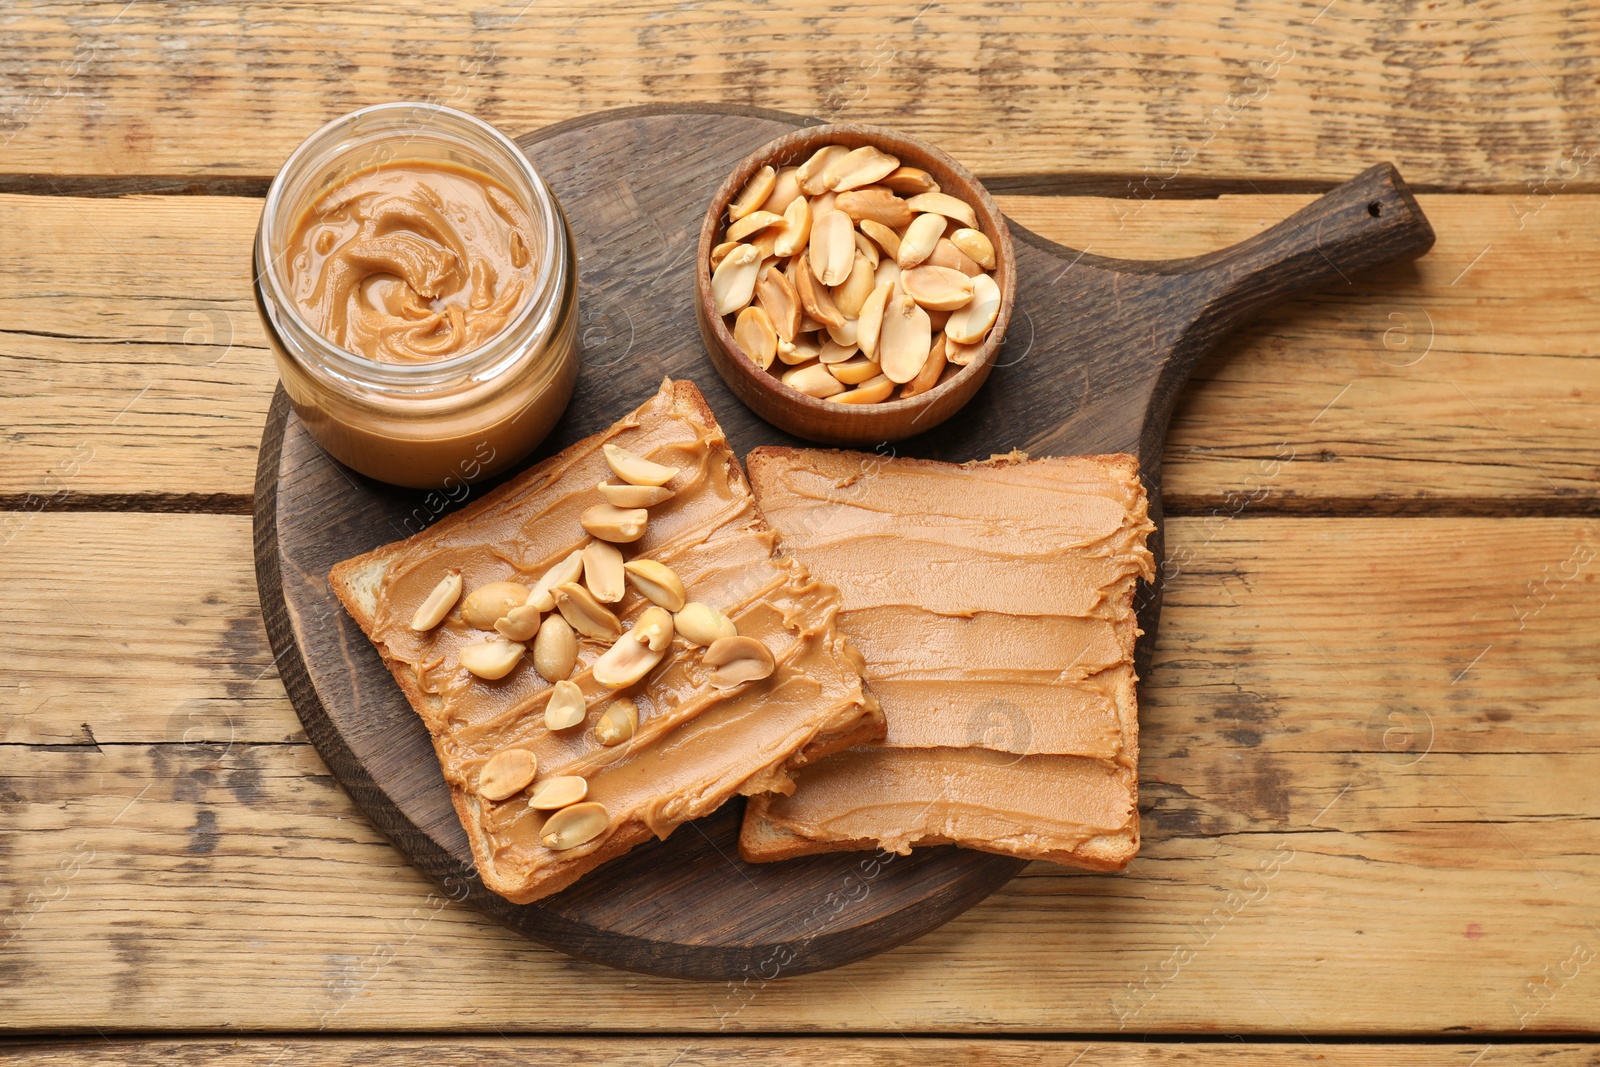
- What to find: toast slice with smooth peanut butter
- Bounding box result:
[330,380,881,904]
[738,447,1154,871]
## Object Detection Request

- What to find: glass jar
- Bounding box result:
[254,102,578,489]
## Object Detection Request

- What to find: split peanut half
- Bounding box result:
[880,166,939,195]
[460,638,524,680]
[906,191,978,229]
[553,582,622,640]
[833,253,877,318]
[901,335,949,399]
[711,243,761,315]
[776,334,821,366]
[541,801,609,850]
[675,602,737,647]
[633,606,675,651]
[756,266,802,342]
[950,228,996,269]
[478,748,537,802]
[797,144,851,194]
[818,336,858,364]
[728,165,776,221]
[593,627,667,690]
[529,548,585,611]
[494,602,542,642]
[828,146,899,191]
[580,503,648,543]
[836,187,913,230]
[859,219,901,261]
[734,305,778,370]
[772,195,812,257]
[828,374,894,405]
[594,699,639,746]
[928,238,984,278]
[809,210,856,286]
[544,678,587,730]
[528,775,588,810]
[596,481,675,508]
[852,230,880,269]
[702,635,777,689]
[623,559,687,612]
[410,569,462,631]
[945,273,1002,346]
[902,265,974,311]
[829,356,881,385]
[762,166,803,215]
[896,213,944,270]
[602,444,678,487]
[783,362,847,399]
[726,209,783,243]
[592,608,673,690]
[878,285,933,384]
[581,540,626,603]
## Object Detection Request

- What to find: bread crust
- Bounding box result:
[739,792,1137,871]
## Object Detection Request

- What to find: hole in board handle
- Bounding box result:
[1368,200,1383,218]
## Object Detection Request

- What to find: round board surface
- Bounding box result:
[255,104,1435,979]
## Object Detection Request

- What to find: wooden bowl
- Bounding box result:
[695,123,1016,446]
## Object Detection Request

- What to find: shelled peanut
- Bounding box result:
[405,442,777,848]
[709,144,1001,404]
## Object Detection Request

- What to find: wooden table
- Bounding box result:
[3,3,1597,1062]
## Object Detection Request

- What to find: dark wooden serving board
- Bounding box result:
[254,104,1435,981]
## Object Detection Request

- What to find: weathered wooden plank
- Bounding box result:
[1005,193,1600,511]
[1,192,1596,506]
[2,515,1598,1031]
[0,195,269,504]
[1,2,1597,189]
[0,515,285,746]
[3,743,1595,1032]
[0,1038,1588,1065]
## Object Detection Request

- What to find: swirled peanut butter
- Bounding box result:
[331,380,882,904]
[286,160,535,362]
[741,448,1155,870]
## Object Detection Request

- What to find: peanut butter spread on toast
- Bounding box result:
[742,448,1154,868]
[333,381,880,903]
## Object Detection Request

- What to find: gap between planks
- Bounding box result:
[2,1037,1596,1067]
[4,491,1598,520]
[5,1031,1600,1044]
[5,175,1597,200]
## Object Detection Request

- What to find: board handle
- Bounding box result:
[1177,162,1436,357]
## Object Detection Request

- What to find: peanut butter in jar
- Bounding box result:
[287,161,537,364]
[255,104,578,490]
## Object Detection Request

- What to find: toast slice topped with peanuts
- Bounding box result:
[330,380,881,903]
[738,447,1154,871]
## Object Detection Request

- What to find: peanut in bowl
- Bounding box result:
[695,123,1016,446]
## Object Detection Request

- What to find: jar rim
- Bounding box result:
[254,102,561,387]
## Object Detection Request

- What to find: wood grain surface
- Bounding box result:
[4,0,1599,1046]
[2,2,1598,190]
[4,512,1597,1030]
[2,190,1593,508]
[3,1039,1596,1066]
